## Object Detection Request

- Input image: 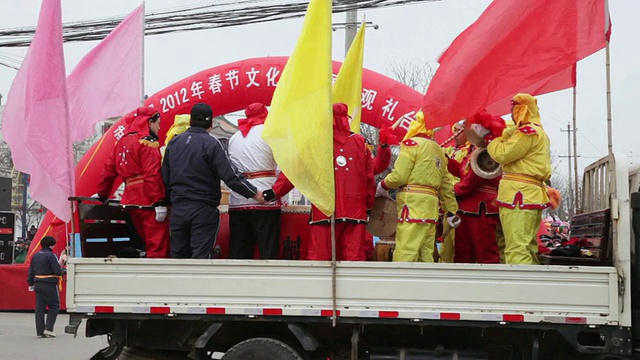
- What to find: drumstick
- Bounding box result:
[390,117,404,130]
[439,128,465,147]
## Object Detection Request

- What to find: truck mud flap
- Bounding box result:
[65,313,83,337]
[193,322,223,360]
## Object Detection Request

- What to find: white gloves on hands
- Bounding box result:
[155,206,168,222]
[28,286,34,292]
[447,214,462,228]
[375,182,389,198]
[471,123,490,139]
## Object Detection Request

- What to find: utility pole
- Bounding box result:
[344,8,358,57]
[560,122,574,218]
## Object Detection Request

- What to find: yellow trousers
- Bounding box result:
[499,207,541,265]
[393,222,437,262]
[439,221,455,263]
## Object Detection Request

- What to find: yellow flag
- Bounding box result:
[333,20,366,133]
[262,0,334,216]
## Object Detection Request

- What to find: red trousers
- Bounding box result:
[129,208,170,258]
[364,233,374,261]
[454,212,500,264]
[309,222,366,261]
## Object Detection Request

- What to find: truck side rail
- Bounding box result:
[67,258,619,326]
[582,153,631,327]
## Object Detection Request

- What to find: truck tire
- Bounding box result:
[117,347,191,360]
[222,338,304,360]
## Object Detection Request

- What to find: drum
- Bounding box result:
[367,197,397,237]
[374,240,396,262]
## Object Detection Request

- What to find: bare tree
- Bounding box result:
[375,59,435,178]
[386,59,435,93]
[546,154,574,221]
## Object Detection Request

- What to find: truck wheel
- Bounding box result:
[117,347,191,360]
[222,338,304,360]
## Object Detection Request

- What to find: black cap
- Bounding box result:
[41,236,56,248]
[191,103,213,121]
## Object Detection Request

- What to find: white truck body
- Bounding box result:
[65,153,632,328]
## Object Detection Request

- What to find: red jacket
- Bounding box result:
[273,129,375,224]
[448,146,500,215]
[96,107,166,207]
[373,145,391,175]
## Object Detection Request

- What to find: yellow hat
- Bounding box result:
[403,110,434,141]
[165,115,191,146]
[511,93,541,127]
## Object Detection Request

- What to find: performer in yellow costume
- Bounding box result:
[481,93,551,265]
[440,121,471,263]
[161,114,191,159]
[378,111,459,262]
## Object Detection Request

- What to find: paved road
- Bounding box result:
[0,312,107,360]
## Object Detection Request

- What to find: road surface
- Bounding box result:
[0,312,107,360]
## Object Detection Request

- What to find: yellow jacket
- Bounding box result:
[443,143,471,182]
[487,123,551,208]
[383,136,458,222]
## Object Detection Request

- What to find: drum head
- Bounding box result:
[367,197,397,237]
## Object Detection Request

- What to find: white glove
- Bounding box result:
[471,123,490,139]
[155,206,168,222]
[90,193,101,199]
[375,182,389,198]
[28,286,34,292]
[447,214,462,228]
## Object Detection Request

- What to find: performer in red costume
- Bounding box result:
[448,110,504,264]
[364,123,399,260]
[96,107,170,258]
[264,103,375,261]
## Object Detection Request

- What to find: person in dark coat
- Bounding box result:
[162,103,265,259]
[27,236,62,338]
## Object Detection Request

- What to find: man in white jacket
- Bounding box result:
[227,103,281,259]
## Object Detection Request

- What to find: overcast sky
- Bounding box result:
[0,0,638,180]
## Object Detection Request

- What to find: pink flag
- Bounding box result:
[2,0,73,222]
[68,3,144,142]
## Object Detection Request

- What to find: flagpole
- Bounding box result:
[141,1,146,105]
[572,86,579,212]
[331,212,337,327]
[605,40,612,155]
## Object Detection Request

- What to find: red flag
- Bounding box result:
[67,4,144,142]
[486,65,576,115]
[423,0,609,126]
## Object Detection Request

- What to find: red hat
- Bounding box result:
[123,106,160,138]
[238,103,269,137]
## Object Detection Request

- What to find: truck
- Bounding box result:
[64,152,640,360]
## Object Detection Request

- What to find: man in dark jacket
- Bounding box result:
[27,236,62,338]
[162,103,264,259]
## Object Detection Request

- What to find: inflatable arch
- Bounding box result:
[0,56,452,309]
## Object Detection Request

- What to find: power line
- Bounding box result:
[0,0,440,48]
[0,60,19,70]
